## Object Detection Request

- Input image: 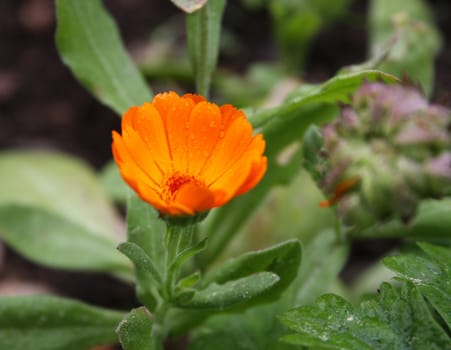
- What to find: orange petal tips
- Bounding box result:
[112,91,267,217]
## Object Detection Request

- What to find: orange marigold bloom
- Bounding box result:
[112,91,267,216]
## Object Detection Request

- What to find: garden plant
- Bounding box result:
[0,0,450,349]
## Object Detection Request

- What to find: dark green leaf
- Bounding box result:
[280,282,449,349]
[201,239,301,301]
[0,204,131,275]
[177,272,280,309]
[116,307,160,350]
[369,0,442,96]
[0,295,124,350]
[56,0,152,115]
[384,242,451,327]
[171,0,208,13]
[186,0,226,97]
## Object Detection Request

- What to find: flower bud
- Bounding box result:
[303,82,451,227]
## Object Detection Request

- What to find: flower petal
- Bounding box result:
[187,101,222,176]
[173,182,215,214]
[132,102,172,172]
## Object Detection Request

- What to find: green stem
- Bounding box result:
[334,208,345,243]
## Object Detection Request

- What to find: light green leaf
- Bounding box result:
[0,295,124,350]
[187,0,226,97]
[0,151,123,241]
[177,272,280,309]
[384,242,451,327]
[280,282,450,349]
[0,204,130,275]
[56,0,152,115]
[369,0,442,96]
[171,0,208,13]
[116,307,159,350]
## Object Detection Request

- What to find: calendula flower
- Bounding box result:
[112,91,267,217]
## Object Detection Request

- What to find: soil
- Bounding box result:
[0,0,449,348]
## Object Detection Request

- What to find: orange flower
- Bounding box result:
[112,91,267,216]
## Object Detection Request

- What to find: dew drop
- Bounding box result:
[219,131,225,138]
[209,120,216,128]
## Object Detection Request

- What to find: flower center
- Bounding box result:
[162,173,203,203]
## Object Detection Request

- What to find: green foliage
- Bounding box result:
[178,272,280,309]
[0,295,124,350]
[187,0,226,97]
[0,151,131,278]
[280,244,451,349]
[187,230,349,350]
[116,307,159,350]
[369,0,442,96]
[0,204,130,275]
[0,151,122,238]
[55,0,152,115]
[281,282,449,349]
[176,240,301,309]
[384,242,451,327]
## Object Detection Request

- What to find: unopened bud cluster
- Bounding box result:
[304,82,450,227]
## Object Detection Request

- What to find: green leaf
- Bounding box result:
[116,307,160,350]
[202,239,301,300]
[126,192,166,273]
[280,282,450,349]
[0,204,130,274]
[118,242,162,285]
[177,272,280,309]
[384,242,451,327]
[369,0,442,96]
[187,230,348,350]
[171,0,208,13]
[187,0,226,97]
[293,230,349,306]
[171,238,208,272]
[0,295,124,350]
[250,69,398,129]
[56,0,152,115]
[0,151,123,241]
[125,192,166,308]
[357,198,451,240]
